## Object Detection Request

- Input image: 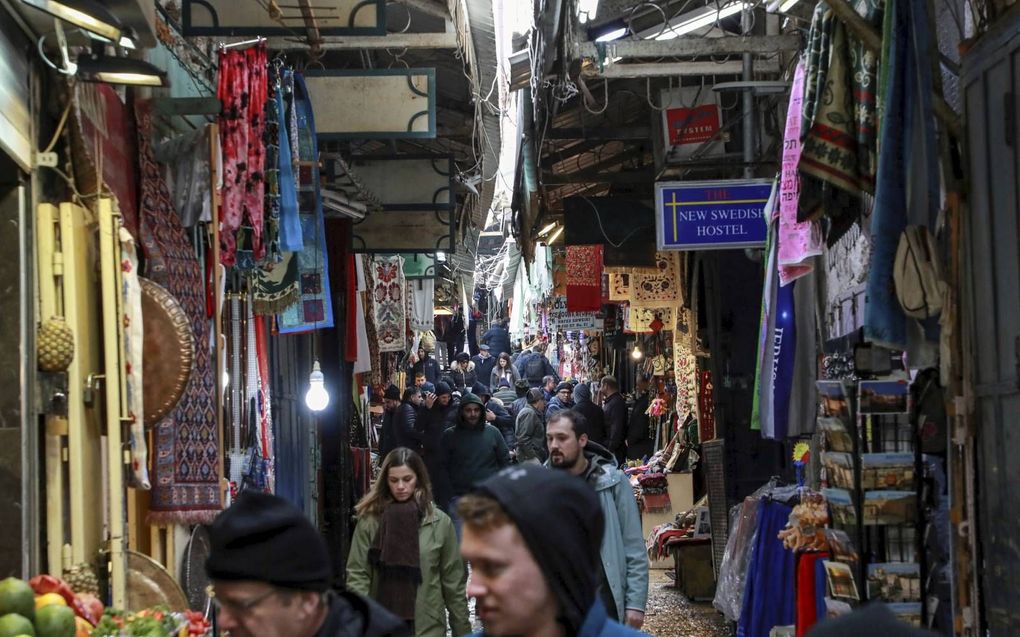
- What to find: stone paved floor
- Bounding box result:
[642,569,733,637]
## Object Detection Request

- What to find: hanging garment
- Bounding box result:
[798,0,881,244]
[752,224,779,433]
[120,226,150,490]
[354,256,374,375]
[151,126,213,228]
[372,256,407,353]
[778,60,823,284]
[277,72,335,334]
[787,264,820,437]
[737,499,797,637]
[278,70,303,253]
[864,0,940,349]
[136,101,221,523]
[565,244,604,312]
[409,279,435,333]
[254,315,276,492]
[217,44,268,265]
[795,551,830,637]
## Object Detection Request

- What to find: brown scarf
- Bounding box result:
[368,500,422,620]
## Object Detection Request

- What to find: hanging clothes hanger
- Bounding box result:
[218,36,267,52]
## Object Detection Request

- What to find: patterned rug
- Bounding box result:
[566,244,603,312]
[630,252,682,308]
[625,306,676,334]
[372,256,406,352]
[277,72,334,334]
[136,101,221,523]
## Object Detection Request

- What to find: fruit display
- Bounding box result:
[0,577,208,637]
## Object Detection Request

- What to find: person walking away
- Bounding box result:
[405,347,440,387]
[420,382,456,510]
[449,352,477,393]
[471,345,497,388]
[625,378,654,461]
[473,382,516,452]
[480,318,512,360]
[545,410,649,629]
[441,392,511,532]
[573,382,607,446]
[514,389,547,465]
[394,387,427,454]
[601,376,627,466]
[517,343,558,388]
[489,352,520,389]
[379,385,403,458]
[509,379,531,419]
[457,465,646,637]
[347,449,472,637]
[492,378,518,410]
[545,381,574,421]
[205,491,409,637]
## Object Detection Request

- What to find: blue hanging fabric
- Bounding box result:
[278,70,304,253]
[737,499,797,637]
[772,279,797,439]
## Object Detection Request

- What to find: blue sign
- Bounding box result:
[655,179,772,250]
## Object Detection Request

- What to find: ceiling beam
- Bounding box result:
[542,169,654,185]
[574,34,801,59]
[541,139,621,169]
[587,58,781,78]
[392,0,451,21]
[545,126,651,141]
[267,29,458,51]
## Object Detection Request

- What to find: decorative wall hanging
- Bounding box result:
[277,73,334,334]
[566,244,604,312]
[121,228,150,490]
[182,0,386,36]
[630,252,682,308]
[135,101,220,523]
[625,306,676,334]
[408,279,435,332]
[304,69,436,139]
[608,272,631,302]
[372,256,407,352]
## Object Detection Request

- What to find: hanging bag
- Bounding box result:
[893,225,946,319]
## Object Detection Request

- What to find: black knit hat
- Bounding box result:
[383,385,400,400]
[434,381,452,396]
[472,382,491,398]
[555,381,573,393]
[206,491,332,591]
[472,465,603,635]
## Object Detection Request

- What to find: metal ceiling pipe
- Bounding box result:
[741,7,755,179]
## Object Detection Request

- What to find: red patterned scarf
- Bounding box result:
[566,244,603,312]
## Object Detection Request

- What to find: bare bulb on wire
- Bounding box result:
[631,344,643,360]
[305,360,330,412]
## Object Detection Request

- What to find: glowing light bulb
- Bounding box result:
[305,360,330,412]
[631,344,643,360]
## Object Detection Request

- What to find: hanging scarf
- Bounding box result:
[565,244,603,312]
[217,44,268,266]
[369,501,422,621]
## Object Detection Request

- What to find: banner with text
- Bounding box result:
[655,179,772,251]
[548,295,602,331]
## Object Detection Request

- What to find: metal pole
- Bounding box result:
[742,7,755,179]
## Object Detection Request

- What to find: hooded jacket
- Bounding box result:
[347,508,471,637]
[394,400,424,452]
[547,442,648,621]
[449,360,477,392]
[440,396,511,498]
[315,590,410,637]
[573,383,607,447]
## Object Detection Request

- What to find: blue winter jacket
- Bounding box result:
[465,598,647,637]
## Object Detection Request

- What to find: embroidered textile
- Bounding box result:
[674,340,699,422]
[565,245,604,312]
[630,252,682,308]
[120,227,149,490]
[136,101,220,523]
[277,73,334,334]
[608,273,631,302]
[778,60,823,285]
[698,370,716,443]
[372,256,407,352]
[217,44,268,266]
[625,306,676,334]
[409,279,435,333]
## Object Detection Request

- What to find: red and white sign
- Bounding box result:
[665,104,721,146]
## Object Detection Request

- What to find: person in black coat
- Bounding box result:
[471,345,498,387]
[572,382,607,447]
[449,352,478,393]
[474,382,516,450]
[394,387,425,453]
[420,381,458,510]
[626,377,654,461]
[405,346,440,387]
[480,319,512,357]
[378,385,402,458]
[601,375,627,466]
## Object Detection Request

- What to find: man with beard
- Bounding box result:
[393,386,428,453]
[378,385,402,458]
[206,491,408,637]
[545,410,648,629]
[441,392,511,530]
[458,465,645,637]
[545,381,574,420]
[421,381,458,509]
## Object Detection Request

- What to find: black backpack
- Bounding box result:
[525,355,546,382]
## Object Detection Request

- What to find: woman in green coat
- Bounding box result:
[347,448,472,637]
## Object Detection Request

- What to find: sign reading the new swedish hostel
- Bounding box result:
[655,179,772,251]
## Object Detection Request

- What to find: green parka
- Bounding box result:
[346,507,471,637]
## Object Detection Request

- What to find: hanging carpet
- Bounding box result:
[372,256,407,353]
[135,101,221,523]
[566,244,604,312]
[625,306,676,334]
[608,272,631,302]
[630,252,682,308]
